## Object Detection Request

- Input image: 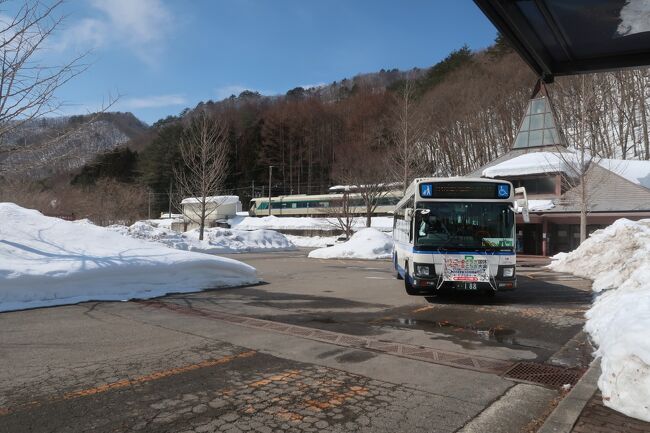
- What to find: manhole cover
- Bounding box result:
[503,362,584,388]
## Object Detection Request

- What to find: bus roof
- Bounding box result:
[396,177,514,208]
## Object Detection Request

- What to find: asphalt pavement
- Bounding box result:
[0,250,594,433]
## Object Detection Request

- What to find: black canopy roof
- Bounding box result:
[474,0,650,81]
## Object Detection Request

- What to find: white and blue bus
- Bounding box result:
[393,177,526,297]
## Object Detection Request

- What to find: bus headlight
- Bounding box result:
[415,264,433,277]
[502,267,515,278]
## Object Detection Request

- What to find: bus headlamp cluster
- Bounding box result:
[415,263,434,278]
[502,267,515,278]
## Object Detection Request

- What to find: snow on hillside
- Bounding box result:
[308,228,393,260]
[109,220,296,254]
[229,215,394,233]
[0,203,258,312]
[549,219,650,422]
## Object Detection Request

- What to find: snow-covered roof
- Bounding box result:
[482,151,650,191]
[598,159,650,190]
[528,199,555,212]
[181,195,240,205]
[482,152,579,178]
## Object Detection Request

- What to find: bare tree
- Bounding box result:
[0,0,118,177]
[551,75,615,243]
[333,142,393,227]
[327,190,355,239]
[174,112,229,240]
[390,79,426,189]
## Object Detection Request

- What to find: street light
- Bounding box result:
[268,165,275,217]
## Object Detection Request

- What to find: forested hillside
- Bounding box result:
[0,112,148,178]
[4,36,650,223]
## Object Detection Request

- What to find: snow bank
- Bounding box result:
[0,203,258,312]
[308,228,393,260]
[109,220,296,254]
[184,228,296,254]
[229,215,394,233]
[549,219,650,421]
[284,234,341,248]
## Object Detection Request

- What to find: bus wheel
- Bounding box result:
[425,296,438,303]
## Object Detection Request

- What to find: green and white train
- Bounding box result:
[249,190,402,217]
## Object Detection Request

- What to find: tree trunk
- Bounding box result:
[199,201,206,241]
[580,181,587,243]
[366,204,372,228]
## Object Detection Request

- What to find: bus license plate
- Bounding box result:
[458,282,478,290]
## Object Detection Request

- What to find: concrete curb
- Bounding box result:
[537,358,601,433]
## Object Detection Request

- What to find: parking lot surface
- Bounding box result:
[0,251,594,433]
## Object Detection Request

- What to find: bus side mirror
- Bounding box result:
[514,187,530,223]
[405,208,413,222]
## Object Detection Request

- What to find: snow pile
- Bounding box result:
[308,228,393,260]
[144,217,182,230]
[0,203,257,312]
[184,228,296,254]
[549,219,650,421]
[284,234,341,248]
[229,215,394,233]
[109,220,296,254]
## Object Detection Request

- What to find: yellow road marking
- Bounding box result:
[0,350,256,416]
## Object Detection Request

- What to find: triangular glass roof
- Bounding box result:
[513,94,564,149]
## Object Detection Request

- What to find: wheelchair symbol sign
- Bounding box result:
[420,184,433,197]
[497,184,510,198]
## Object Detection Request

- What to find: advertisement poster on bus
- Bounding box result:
[442,256,490,283]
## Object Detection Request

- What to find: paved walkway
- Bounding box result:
[571,393,650,433]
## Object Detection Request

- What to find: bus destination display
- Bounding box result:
[419,182,510,199]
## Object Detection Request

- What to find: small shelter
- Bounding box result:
[180,195,242,230]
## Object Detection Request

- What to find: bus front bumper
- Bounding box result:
[410,277,517,292]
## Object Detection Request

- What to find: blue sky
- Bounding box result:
[44,0,497,124]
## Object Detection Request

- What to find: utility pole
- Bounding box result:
[148,192,151,219]
[268,165,274,216]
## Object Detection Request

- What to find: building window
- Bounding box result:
[512,176,556,195]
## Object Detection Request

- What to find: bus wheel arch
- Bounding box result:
[394,253,403,280]
[404,261,419,295]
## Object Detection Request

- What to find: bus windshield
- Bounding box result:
[414,202,515,251]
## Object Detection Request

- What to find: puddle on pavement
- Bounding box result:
[393,317,519,345]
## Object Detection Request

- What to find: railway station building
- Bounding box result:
[468,86,650,256]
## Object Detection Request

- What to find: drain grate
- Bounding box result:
[138,300,514,375]
[503,362,584,388]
